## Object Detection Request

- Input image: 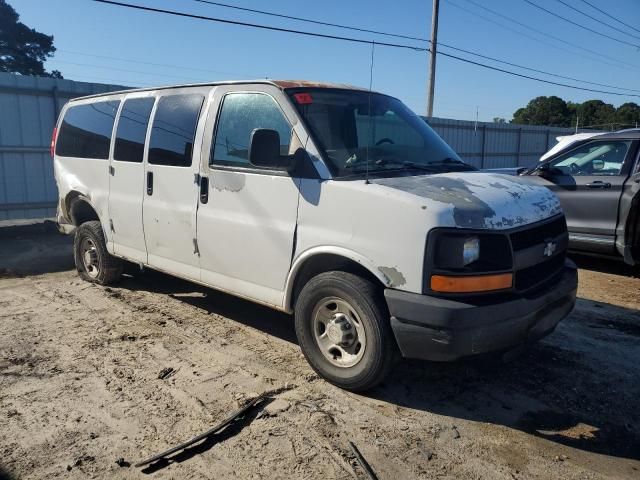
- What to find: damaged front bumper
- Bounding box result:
[385,260,578,361]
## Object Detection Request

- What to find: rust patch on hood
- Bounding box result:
[371,172,562,230]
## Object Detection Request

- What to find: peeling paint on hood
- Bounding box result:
[371,172,562,229]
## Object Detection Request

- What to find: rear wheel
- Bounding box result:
[294,271,396,391]
[73,221,123,285]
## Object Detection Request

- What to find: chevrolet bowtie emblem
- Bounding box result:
[543,241,557,257]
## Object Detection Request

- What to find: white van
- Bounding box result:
[52,80,577,391]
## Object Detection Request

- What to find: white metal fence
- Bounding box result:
[0,73,126,221]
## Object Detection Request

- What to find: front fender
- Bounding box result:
[283,246,391,311]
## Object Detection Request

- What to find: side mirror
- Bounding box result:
[248,128,293,171]
[533,162,560,177]
[592,159,605,171]
[535,163,551,175]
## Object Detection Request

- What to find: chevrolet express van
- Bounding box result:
[52,80,577,391]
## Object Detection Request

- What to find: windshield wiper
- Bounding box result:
[426,158,476,170]
[346,158,438,171]
[398,161,441,172]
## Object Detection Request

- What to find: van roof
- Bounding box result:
[67,79,370,103]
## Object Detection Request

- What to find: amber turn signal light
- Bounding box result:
[430,273,513,293]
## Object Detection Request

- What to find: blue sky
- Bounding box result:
[13,0,640,121]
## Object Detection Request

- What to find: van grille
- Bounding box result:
[514,255,565,291]
[510,215,567,293]
[510,215,567,251]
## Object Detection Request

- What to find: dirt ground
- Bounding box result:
[1,230,639,480]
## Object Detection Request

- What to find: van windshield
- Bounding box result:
[287,88,472,177]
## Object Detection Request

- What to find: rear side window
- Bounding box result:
[212,93,291,167]
[148,94,204,167]
[56,100,120,159]
[114,97,155,163]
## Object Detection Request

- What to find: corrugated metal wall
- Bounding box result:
[0,72,599,222]
[427,117,592,169]
[0,72,126,222]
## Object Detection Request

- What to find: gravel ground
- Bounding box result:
[0,231,639,480]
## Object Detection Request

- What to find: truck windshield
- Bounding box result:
[287,88,471,177]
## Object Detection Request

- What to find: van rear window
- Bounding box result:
[148,94,204,167]
[56,101,120,159]
[114,97,155,163]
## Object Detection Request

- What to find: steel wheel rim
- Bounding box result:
[312,297,366,368]
[81,237,99,278]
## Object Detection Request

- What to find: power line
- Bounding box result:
[57,49,258,78]
[51,59,214,83]
[89,0,427,52]
[191,0,640,93]
[191,0,427,43]
[437,50,640,98]
[457,0,640,71]
[86,0,640,98]
[61,73,146,87]
[437,43,640,93]
[554,0,640,41]
[522,0,640,48]
[60,37,640,97]
[578,0,640,35]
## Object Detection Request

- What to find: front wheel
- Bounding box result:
[73,221,123,285]
[294,271,396,391]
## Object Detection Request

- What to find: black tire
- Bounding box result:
[73,220,123,285]
[294,271,397,391]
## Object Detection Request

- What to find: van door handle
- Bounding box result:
[585,181,611,189]
[147,171,154,195]
[200,176,209,204]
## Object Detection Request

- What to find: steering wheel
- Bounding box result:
[375,138,395,146]
[569,163,581,175]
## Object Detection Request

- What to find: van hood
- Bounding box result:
[370,172,562,230]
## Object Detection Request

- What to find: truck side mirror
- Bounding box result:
[533,162,561,177]
[534,163,551,176]
[249,128,294,171]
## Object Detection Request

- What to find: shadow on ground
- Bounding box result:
[371,342,639,461]
[119,269,298,345]
[4,232,638,462]
[570,252,639,277]
[0,232,73,277]
[120,268,640,462]
[0,464,16,480]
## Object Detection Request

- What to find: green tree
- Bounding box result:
[577,100,616,129]
[511,96,570,127]
[0,0,62,77]
[614,102,640,128]
[493,117,506,124]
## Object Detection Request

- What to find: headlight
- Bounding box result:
[463,237,480,266]
[425,230,513,293]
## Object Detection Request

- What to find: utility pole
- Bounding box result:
[426,0,440,118]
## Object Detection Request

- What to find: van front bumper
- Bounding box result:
[385,261,578,361]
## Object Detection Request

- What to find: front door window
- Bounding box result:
[549,140,631,176]
[211,92,292,168]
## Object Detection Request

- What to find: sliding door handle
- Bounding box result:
[146,171,154,195]
[200,176,209,204]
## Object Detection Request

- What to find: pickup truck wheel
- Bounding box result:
[73,221,123,285]
[294,271,396,391]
